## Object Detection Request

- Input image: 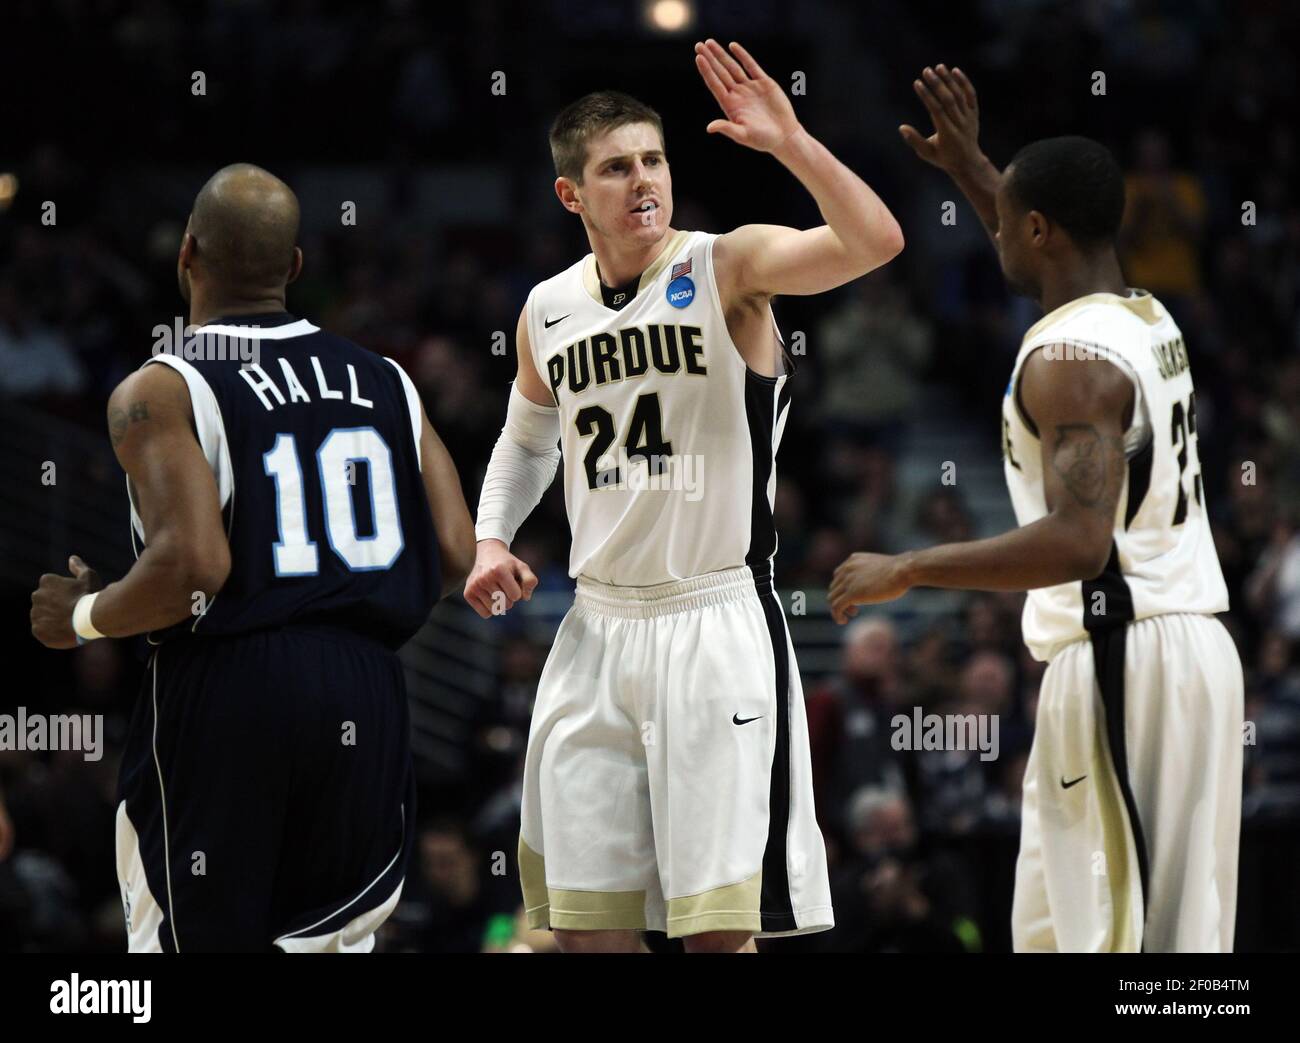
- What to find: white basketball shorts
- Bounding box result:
[518,564,833,939]
[1013,612,1244,952]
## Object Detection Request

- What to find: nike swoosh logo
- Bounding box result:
[544,314,571,328]
[1061,775,1087,789]
[732,714,763,726]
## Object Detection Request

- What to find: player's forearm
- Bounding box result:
[943,153,1001,243]
[902,514,1109,593]
[86,542,229,637]
[770,127,903,266]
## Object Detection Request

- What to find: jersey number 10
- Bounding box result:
[263,426,404,575]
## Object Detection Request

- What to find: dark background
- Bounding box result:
[0,0,1297,952]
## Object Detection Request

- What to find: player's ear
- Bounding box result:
[1027,210,1049,247]
[287,246,303,285]
[554,177,583,215]
[178,229,197,268]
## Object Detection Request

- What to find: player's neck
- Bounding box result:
[589,227,678,288]
[189,292,288,328]
[1038,252,1128,315]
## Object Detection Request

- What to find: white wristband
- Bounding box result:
[72,592,105,642]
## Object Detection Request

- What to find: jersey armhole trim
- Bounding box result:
[384,357,424,470]
[705,232,791,383]
[521,286,554,404]
[140,355,234,512]
[138,354,234,636]
[1016,338,1149,452]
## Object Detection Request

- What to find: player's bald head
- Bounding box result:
[188,164,300,292]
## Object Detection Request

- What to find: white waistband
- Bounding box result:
[574,565,767,619]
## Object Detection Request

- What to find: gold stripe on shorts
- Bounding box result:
[665,872,762,939]
[518,837,647,931]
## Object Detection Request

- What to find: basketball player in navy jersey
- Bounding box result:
[31,164,476,952]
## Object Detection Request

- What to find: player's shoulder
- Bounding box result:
[528,254,590,303]
[1025,289,1170,349]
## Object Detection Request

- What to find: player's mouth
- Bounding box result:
[629,199,660,216]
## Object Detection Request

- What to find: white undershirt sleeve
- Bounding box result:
[474,382,562,547]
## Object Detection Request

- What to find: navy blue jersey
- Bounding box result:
[130,312,440,649]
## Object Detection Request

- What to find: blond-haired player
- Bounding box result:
[466,40,903,953]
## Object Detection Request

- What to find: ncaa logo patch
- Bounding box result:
[666,275,695,309]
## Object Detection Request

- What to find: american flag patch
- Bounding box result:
[671,258,693,279]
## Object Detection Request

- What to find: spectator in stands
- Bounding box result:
[806,617,910,844]
[824,787,978,952]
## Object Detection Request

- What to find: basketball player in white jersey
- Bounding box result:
[830,65,1242,952]
[464,40,903,953]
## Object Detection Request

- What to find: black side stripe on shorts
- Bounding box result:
[1084,544,1151,947]
[743,368,796,931]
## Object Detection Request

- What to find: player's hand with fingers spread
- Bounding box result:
[464,539,539,620]
[899,64,983,173]
[30,555,103,649]
[828,551,913,625]
[693,39,803,153]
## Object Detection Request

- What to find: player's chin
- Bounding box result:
[624,209,665,236]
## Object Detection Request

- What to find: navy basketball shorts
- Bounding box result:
[115,626,416,952]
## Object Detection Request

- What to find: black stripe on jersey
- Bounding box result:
[1081,543,1135,631]
[743,369,783,569]
[1090,624,1151,949]
[1123,437,1154,529]
[742,368,797,930]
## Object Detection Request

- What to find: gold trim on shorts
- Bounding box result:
[665,872,762,939]
[518,837,647,931]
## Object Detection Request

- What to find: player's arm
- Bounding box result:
[829,348,1133,623]
[696,39,904,299]
[31,364,231,648]
[414,405,477,600]
[900,64,1000,244]
[463,306,559,619]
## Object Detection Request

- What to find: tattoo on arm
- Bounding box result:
[1050,423,1124,510]
[109,401,150,447]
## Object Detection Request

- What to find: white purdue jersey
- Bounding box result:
[1001,290,1229,661]
[524,229,789,587]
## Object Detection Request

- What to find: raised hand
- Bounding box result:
[899,64,982,173]
[694,39,802,153]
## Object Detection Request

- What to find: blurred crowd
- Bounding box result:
[1,0,1298,952]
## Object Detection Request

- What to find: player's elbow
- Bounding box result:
[879,219,905,262]
[851,219,904,276]
[175,539,232,600]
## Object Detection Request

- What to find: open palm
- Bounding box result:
[694,39,801,153]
